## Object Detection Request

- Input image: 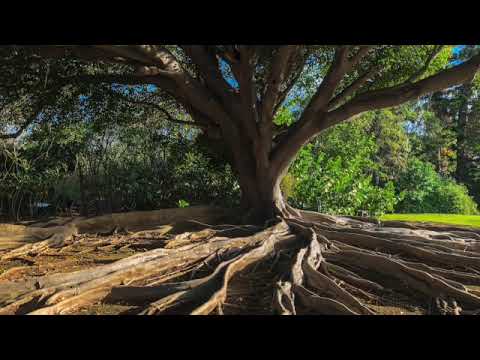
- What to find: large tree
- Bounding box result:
[2,45,479,221]
[2,45,480,316]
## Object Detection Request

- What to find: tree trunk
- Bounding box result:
[77,159,88,217]
[230,141,297,224]
[240,180,287,223]
[218,110,305,224]
[456,83,472,184]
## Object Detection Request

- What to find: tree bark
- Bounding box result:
[225,133,296,224]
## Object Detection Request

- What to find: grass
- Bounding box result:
[379,213,480,228]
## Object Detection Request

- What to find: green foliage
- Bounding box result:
[280,173,296,200]
[289,118,400,216]
[0,107,240,219]
[438,181,479,215]
[396,158,479,215]
[285,103,479,217]
[369,109,411,182]
[177,200,190,208]
[407,109,457,176]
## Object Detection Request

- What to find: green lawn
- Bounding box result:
[379,214,480,228]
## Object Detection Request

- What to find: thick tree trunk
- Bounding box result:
[241,181,286,223]
[220,111,304,224]
[233,150,298,224]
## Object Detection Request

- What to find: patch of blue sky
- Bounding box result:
[219,59,239,89]
[2,124,17,135]
[451,45,468,65]
[453,46,465,55]
[111,83,157,95]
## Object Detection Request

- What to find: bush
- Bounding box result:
[432,181,479,215]
[396,158,479,215]
[290,143,400,217]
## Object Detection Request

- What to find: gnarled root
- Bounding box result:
[1,208,480,315]
[0,221,296,315]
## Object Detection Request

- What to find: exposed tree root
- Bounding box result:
[1,207,480,315]
[0,206,236,255]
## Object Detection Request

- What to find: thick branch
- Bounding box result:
[308,46,374,114]
[262,46,299,120]
[93,46,161,67]
[135,45,183,73]
[181,46,238,108]
[273,63,305,115]
[349,46,375,68]
[306,46,352,113]
[230,46,260,140]
[327,53,480,127]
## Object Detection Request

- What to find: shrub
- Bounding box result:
[396,158,479,215]
[290,143,400,217]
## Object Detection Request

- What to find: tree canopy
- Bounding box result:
[1,45,480,220]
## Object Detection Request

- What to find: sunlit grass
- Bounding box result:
[379,214,480,228]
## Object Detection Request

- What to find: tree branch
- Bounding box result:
[93,46,159,66]
[135,45,183,73]
[181,45,237,107]
[270,52,480,182]
[231,46,260,140]
[349,46,375,68]
[67,67,229,130]
[262,46,299,120]
[326,53,480,128]
[307,45,375,114]
[305,46,353,114]
[0,72,178,140]
[272,63,306,115]
[107,89,211,129]
[1,95,54,140]
[328,63,382,110]
[407,45,445,83]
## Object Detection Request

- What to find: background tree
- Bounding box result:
[428,47,480,202]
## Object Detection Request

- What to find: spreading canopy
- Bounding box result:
[1,45,480,218]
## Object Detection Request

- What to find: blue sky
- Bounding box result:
[453,45,465,55]
[220,59,239,89]
[452,45,466,65]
